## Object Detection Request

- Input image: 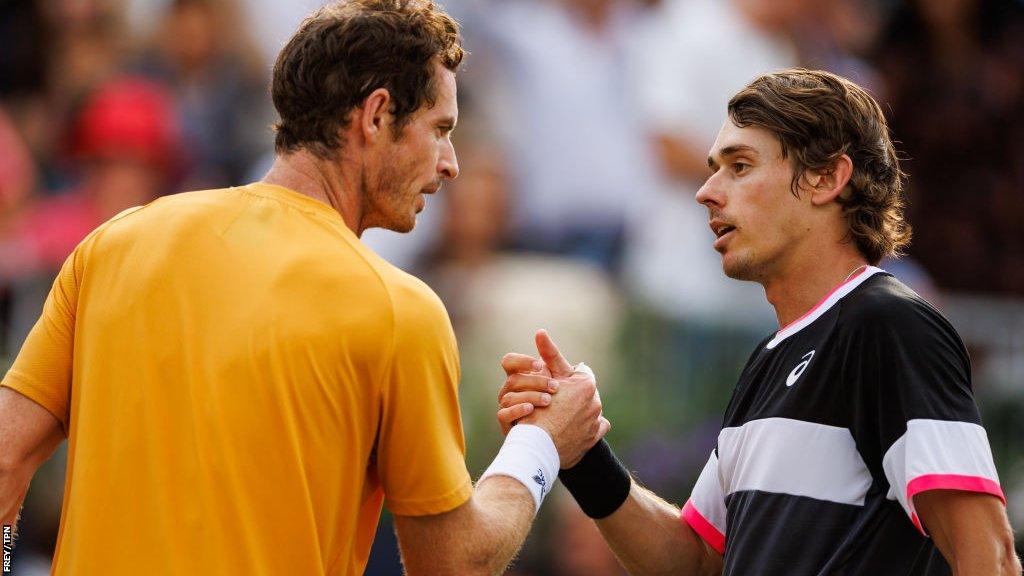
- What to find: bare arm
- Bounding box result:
[592,481,722,576]
[653,132,715,183]
[916,490,1021,575]
[393,475,535,576]
[0,387,65,530]
[395,330,608,575]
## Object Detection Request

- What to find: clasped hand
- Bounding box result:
[495,329,610,468]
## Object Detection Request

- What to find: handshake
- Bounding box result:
[494,329,610,468]
[478,328,633,523]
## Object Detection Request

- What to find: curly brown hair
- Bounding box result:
[271,0,463,159]
[728,68,911,265]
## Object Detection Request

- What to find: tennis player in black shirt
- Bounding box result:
[497,69,1020,575]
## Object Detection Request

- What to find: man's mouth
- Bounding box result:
[709,219,737,251]
[710,219,736,239]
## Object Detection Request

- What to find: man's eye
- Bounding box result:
[732,162,750,174]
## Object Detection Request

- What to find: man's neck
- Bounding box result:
[762,250,870,329]
[261,151,365,236]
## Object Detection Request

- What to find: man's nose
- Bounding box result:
[695,172,722,207]
[439,141,459,180]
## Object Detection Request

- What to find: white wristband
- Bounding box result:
[479,424,560,515]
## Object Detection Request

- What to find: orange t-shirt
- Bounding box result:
[2,183,472,575]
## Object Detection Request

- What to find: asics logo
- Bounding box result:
[786,351,815,387]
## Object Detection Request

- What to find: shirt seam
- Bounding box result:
[236,186,396,389]
[236,185,346,225]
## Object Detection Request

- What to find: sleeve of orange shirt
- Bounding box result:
[376,279,473,517]
[1,248,82,435]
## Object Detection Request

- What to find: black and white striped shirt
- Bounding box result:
[682,267,1004,575]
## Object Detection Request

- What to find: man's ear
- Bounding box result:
[809,153,854,206]
[357,88,392,143]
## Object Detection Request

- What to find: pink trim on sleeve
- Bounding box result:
[907,474,1005,505]
[682,499,726,555]
[906,473,1006,536]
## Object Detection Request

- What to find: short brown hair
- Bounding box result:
[271,0,463,159]
[728,68,911,264]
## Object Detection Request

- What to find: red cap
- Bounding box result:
[69,77,181,176]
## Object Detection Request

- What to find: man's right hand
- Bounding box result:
[498,330,609,468]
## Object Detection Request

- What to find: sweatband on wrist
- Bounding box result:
[559,439,631,519]
[479,424,560,515]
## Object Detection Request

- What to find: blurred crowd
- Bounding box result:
[1,0,1023,573]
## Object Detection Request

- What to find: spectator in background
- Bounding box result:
[0,106,40,360]
[624,0,797,331]
[42,0,127,106]
[0,108,37,220]
[0,0,129,194]
[455,0,660,271]
[0,77,181,282]
[874,0,1024,294]
[786,0,884,87]
[134,0,273,188]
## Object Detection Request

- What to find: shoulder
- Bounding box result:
[371,264,458,374]
[837,273,968,369]
[839,273,954,337]
[361,255,452,338]
[82,188,233,239]
[390,269,452,335]
[68,189,239,266]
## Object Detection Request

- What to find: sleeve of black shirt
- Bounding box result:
[843,287,1004,535]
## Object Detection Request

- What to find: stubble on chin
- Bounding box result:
[721,252,759,281]
[389,213,417,233]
